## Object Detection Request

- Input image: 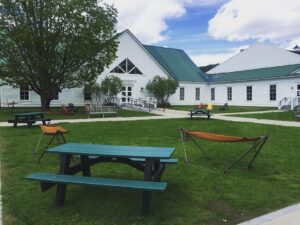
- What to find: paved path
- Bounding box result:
[238,203,300,225]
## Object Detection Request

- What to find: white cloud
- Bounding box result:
[208,0,300,47]
[105,0,228,44]
[105,0,186,43]
[190,45,249,66]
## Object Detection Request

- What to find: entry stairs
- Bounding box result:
[278,96,300,110]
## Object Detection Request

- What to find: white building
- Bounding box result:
[1,30,300,108]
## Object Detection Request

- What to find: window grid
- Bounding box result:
[211,88,215,101]
[247,86,252,101]
[180,87,184,101]
[195,88,200,100]
[20,86,29,100]
[227,87,232,101]
[110,58,143,75]
[270,85,276,101]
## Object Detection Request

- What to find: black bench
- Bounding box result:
[8,118,51,128]
[8,112,51,128]
[189,109,211,119]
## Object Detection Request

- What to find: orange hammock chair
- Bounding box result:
[34,125,68,162]
[180,128,268,173]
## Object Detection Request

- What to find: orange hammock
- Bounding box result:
[180,128,268,173]
[183,130,260,143]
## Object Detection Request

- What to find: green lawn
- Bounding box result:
[1,119,300,225]
[0,107,157,122]
[170,105,276,114]
[232,111,297,121]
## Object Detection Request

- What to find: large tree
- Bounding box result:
[0,0,118,110]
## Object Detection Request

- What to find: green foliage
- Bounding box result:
[83,82,102,104]
[0,0,118,110]
[146,76,178,105]
[83,75,122,105]
[100,75,123,104]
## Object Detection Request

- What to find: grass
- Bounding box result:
[232,111,297,121]
[0,107,157,122]
[1,119,300,225]
[170,105,276,114]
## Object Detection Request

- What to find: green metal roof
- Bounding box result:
[207,64,300,83]
[143,45,206,82]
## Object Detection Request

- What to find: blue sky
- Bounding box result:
[106,0,300,66]
[161,5,246,51]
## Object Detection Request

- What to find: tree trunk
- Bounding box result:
[40,94,51,111]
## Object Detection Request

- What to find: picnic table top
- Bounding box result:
[47,143,176,159]
[14,112,44,116]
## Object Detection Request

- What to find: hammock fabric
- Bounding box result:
[183,130,260,143]
[40,125,68,135]
[180,128,268,174]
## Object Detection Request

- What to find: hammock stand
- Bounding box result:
[180,128,268,173]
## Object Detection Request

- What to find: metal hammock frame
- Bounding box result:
[180,128,268,174]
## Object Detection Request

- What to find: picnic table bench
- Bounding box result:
[8,112,51,128]
[189,109,211,119]
[26,143,177,215]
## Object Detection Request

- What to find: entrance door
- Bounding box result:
[121,86,132,103]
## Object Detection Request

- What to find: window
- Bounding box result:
[53,93,59,100]
[84,92,91,101]
[270,85,276,101]
[20,86,29,100]
[195,88,200,100]
[211,88,215,101]
[247,86,252,101]
[180,87,184,100]
[227,87,232,101]
[110,58,143,74]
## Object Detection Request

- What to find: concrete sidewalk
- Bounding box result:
[238,203,300,225]
[0,109,187,127]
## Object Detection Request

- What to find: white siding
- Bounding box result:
[208,78,300,107]
[169,83,208,105]
[0,85,88,107]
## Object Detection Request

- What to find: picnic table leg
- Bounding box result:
[55,154,71,207]
[80,155,91,177]
[142,159,153,215]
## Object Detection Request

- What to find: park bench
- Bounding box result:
[86,105,117,118]
[8,112,51,127]
[189,109,211,119]
[219,103,229,110]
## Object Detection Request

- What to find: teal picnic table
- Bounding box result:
[27,143,177,215]
[8,112,51,128]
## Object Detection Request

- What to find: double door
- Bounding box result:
[121,86,132,103]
